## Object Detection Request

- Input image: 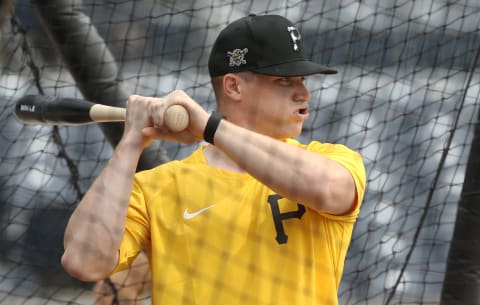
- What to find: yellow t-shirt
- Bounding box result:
[115,139,366,305]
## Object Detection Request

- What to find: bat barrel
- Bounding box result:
[15,95,95,125]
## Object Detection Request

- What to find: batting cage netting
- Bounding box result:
[1,0,479,304]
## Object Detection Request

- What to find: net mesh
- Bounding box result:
[1,0,480,304]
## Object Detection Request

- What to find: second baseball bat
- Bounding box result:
[15,95,189,132]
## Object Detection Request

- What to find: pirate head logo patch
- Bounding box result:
[227,48,248,67]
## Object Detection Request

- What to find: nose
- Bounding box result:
[294,81,311,102]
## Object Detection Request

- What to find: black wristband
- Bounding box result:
[203,112,224,145]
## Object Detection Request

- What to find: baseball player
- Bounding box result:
[62,14,366,305]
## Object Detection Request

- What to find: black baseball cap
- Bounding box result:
[208,14,337,77]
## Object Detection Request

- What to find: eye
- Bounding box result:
[277,77,292,86]
[276,76,307,86]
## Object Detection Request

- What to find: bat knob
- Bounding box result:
[164,105,189,132]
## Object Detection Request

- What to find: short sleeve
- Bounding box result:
[111,176,150,274]
[306,141,366,222]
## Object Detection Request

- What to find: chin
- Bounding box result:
[267,123,302,139]
[279,130,302,139]
[291,126,303,138]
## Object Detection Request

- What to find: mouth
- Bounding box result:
[296,106,309,119]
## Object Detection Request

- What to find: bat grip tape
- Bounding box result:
[203,112,225,145]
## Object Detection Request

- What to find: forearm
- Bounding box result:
[62,137,143,281]
[214,120,355,214]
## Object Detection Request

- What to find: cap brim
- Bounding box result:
[250,60,337,77]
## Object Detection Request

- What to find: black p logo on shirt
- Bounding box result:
[267,194,306,244]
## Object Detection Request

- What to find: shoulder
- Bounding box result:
[289,138,367,207]
[287,138,363,161]
[305,140,365,183]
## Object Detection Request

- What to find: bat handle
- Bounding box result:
[89,104,126,122]
[90,103,189,132]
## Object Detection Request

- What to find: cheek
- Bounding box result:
[255,107,287,132]
[243,84,286,121]
[250,100,281,121]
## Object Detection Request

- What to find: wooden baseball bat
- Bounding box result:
[14,95,189,132]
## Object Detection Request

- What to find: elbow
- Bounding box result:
[305,189,343,215]
[310,178,356,215]
[61,249,114,282]
[307,188,331,213]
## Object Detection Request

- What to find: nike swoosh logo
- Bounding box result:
[183,205,216,220]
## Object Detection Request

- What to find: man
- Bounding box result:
[62,14,366,305]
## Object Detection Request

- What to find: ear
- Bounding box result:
[222,73,243,101]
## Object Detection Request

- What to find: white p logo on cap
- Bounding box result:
[287,26,301,51]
